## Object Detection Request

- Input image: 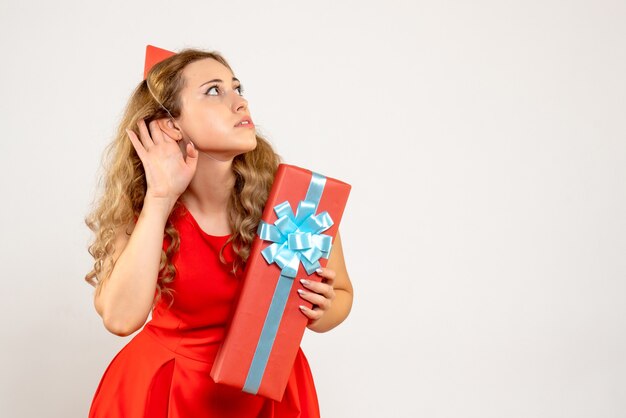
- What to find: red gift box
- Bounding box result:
[210,163,351,400]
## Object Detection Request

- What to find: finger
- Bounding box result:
[125,129,146,160]
[149,120,165,144]
[161,130,177,143]
[136,118,155,149]
[297,289,331,310]
[300,279,335,300]
[317,268,336,287]
[317,267,336,279]
[322,275,335,287]
[316,267,336,282]
[299,305,324,321]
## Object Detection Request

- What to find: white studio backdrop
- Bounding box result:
[1,1,625,417]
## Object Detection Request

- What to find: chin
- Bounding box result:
[230,139,257,158]
[245,135,258,151]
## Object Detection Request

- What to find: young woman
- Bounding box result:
[84,46,353,417]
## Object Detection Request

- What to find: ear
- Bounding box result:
[156,118,183,141]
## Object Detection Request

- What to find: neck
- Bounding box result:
[181,153,236,214]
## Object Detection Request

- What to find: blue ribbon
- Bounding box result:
[243,171,334,395]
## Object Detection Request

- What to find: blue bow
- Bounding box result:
[257,200,334,278]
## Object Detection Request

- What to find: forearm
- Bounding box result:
[306,289,353,333]
[101,196,175,335]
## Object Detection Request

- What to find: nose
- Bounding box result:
[230,90,248,112]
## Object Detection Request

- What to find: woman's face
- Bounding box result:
[175,58,257,159]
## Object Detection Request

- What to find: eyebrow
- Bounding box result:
[199,77,240,88]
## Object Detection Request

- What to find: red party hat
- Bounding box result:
[143,44,176,80]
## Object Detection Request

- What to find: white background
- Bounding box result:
[1,1,625,417]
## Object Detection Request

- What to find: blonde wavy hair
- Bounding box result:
[84,47,281,309]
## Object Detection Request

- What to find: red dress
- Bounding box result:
[88,203,320,417]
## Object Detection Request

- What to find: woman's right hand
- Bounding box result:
[126,118,198,202]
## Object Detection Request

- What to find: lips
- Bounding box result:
[235,116,254,127]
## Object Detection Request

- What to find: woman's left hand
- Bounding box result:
[298,267,336,326]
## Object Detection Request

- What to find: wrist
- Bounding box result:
[143,194,178,219]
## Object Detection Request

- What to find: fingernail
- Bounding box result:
[297,289,305,295]
[299,305,306,310]
[316,268,323,274]
[300,279,310,286]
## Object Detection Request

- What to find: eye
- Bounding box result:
[205,84,245,96]
[205,85,220,96]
